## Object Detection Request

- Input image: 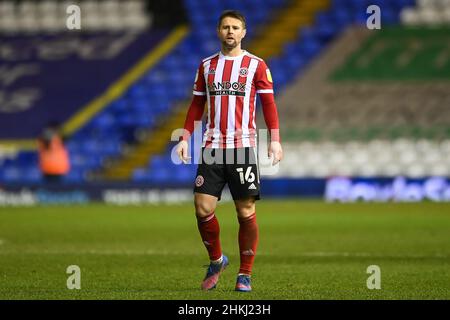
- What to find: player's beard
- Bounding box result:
[222,38,238,50]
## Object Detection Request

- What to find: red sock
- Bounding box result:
[238,213,259,275]
[197,212,222,261]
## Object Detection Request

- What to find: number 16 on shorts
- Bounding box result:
[236,167,255,184]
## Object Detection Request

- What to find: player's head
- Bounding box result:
[217,10,246,50]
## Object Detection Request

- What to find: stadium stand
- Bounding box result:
[0,0,449,187]
[272,1,450,178]
[0,0,164,184]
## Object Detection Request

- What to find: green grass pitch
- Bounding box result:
[0,200,449,299]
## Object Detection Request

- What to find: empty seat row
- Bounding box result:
[271,141,450,178]
[0,0,150,32]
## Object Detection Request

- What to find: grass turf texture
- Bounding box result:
[0,200,449,299]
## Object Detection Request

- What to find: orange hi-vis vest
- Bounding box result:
[38,136,70,175]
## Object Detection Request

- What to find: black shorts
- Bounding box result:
[194,147,260,201]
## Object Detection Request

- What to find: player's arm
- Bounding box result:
[176,62,207,164]
[255,61,283,165]
[177,95,206,163]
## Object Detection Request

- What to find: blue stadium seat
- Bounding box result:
[134,113,155,128]
[313,13,338,41]
[110,100,128,112]
[190,12,208,27]
[3,167,22,183]
[148,167,172,183]
[71,154,103,170]
[297,39,323,59]
[65,168,85,183]
[22,167,42,183]
[284,54,307,73]
[132,168,150,182]
[100,141,122,156]
[92,112,115,129]
[145,70,168,84]
[16,152,38,166]
[381,7,399,25]
[66,141,81,156]
[81,140,101,153]
[167,71,191,88]
[173,165,196,183]
[333,8,353,28]
[149,155,173,170]
[0,158,15,169]
[161,55,180,70]
[298,26,318,42]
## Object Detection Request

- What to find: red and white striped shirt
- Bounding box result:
[183,50,279,149]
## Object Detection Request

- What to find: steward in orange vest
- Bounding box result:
[38,128,70,182]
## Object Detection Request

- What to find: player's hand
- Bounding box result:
[268,141,283,166]
[176,140,191,164]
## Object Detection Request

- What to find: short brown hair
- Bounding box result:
[217,10,246,29]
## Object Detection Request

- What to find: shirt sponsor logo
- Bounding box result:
[208,81,246,96]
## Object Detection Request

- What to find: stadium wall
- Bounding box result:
[1,176,449,206]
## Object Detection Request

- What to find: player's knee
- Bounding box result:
[235,199,256,218]
[236,207,255,218]
[194,199,216,218]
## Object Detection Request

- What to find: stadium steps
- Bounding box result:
[251,0,329,59]
[100,104,188,180]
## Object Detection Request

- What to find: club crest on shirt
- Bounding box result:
[208,68,216,75]
[239,67,248,77]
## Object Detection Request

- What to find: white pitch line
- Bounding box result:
[0,249,448,259]
[0,249,190,256]
[286,252,450,259]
